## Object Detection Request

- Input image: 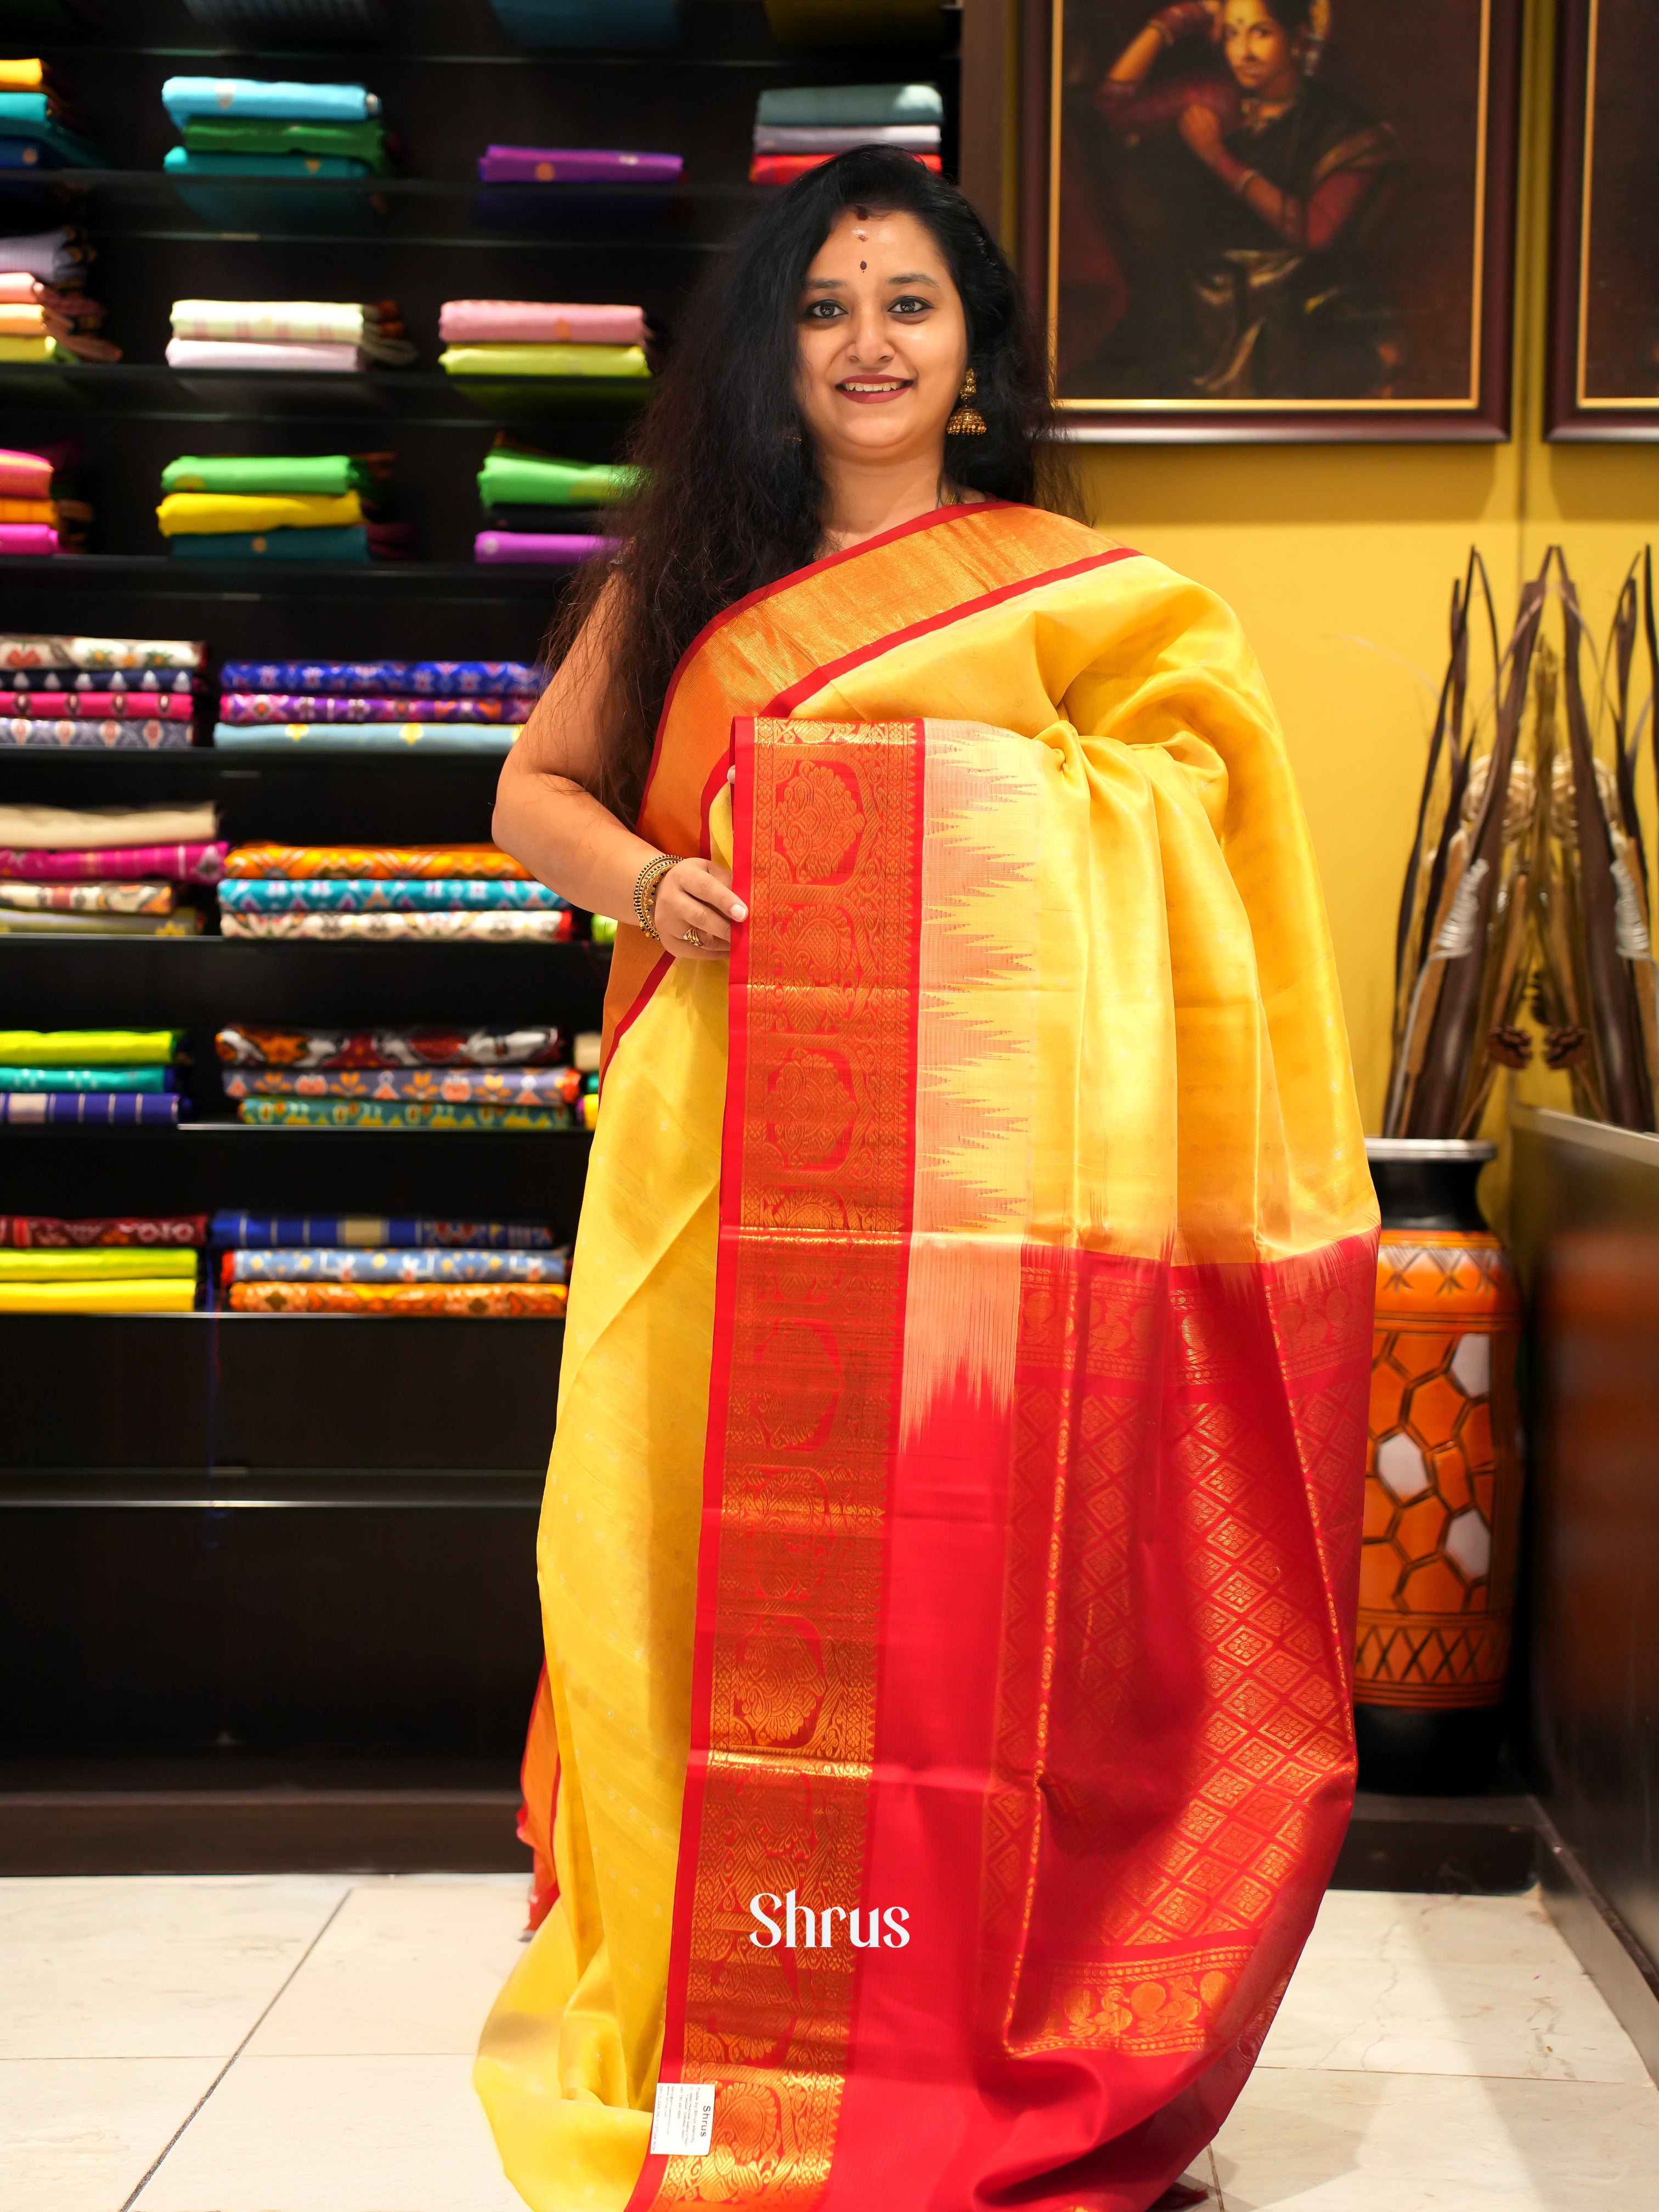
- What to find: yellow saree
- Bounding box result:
[477,503,1376,2212]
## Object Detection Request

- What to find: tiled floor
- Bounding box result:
[2,1874,1654,2210]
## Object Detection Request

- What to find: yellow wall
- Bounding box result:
[1060,0,1659,1130]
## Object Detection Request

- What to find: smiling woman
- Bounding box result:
[476,146,1377,2212]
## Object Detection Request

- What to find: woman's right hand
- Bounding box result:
[654,859,746,961]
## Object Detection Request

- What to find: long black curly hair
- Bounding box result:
[553,146,1077,822]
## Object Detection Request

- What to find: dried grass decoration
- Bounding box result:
[1382,546,1659,1138]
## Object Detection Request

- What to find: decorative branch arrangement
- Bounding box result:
[1383,546,1659,1138]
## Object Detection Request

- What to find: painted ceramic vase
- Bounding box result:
[1355,1139,1523,1793]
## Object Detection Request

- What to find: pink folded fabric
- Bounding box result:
[165,338,362,373]
[0,839,227,882]
[475,531,608,566]
[438,301,646,346]
[0,524,58,555]
[0,449,53,498]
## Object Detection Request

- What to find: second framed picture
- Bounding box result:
[1031,0,1523,440]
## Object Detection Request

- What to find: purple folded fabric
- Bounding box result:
[438,300,647,345]
[474,531,608,566]
[477,146,682,186]
[0,524,59,556]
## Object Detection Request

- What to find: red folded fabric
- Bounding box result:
[749,151,943,186]
[0,1215,207,1248]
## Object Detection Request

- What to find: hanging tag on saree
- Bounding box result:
[650,2081,715,2156]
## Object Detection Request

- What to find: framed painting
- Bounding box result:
[1548,0,1659,438]
[1025,0,1522,441]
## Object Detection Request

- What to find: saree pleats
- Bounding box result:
[477,505,1376,2212]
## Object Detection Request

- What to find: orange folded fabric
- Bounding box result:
[227,1280,569,1315]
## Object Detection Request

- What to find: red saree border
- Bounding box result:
[634,502,1011,829]
[629,716,927,2209]
[762,544,1139,715]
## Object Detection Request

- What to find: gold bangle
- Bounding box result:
[633,852,680,941]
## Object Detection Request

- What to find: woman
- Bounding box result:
[1079,0,1400,398]
[476,147,1376,2212]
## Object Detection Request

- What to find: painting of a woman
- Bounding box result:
[1059,0,1402,400]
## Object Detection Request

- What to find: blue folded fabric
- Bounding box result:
[163,148,372,178]
[0,1093,179,1126]
[172,527,370,561]
[219,658,539,695]
[211,1212,560,1248]
[161,77,380,125]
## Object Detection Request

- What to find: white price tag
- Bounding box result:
[650,2080,716,2157]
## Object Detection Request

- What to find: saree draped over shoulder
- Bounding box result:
[476,503,1378,2212]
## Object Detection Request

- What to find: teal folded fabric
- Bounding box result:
[212,723,515,753]
[0,1066,170,1092]
[755,83,943,127]
[163,149,372,179]
[172,527,369,560]
[0,118,106,166]
[218,877,563,913]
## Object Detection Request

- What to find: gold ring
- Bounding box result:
[682,926,702,947]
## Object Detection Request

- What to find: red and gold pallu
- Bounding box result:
[476,504,1378,2212]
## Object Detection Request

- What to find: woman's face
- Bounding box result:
[1223,0,1303,99]
[794,206,970,472]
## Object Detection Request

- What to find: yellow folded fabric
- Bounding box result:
[0,1279,196,1313]
[0,305,47,337]
[0,60,48,89]
[155,491,365,537]
[0,1030,180,1066]
[438,343,650,380]
[0,1249,197,1281]
[0,336,59,364]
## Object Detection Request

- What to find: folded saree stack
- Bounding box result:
[439,299,651,409]
[0,632,205,752]
[0,438,90,555]
[166,299,415,375]
[750,82,943,184]
[213,657,539,753]
[0,206,117,375]
[466,425,636,567]
[0,1029,188,1125]
[0,787,219,930]
[216,1019,595,1131]
[218,843,571,940]
[156,451,414,563]
[0,56,106,174]
[211,1209,571,1313]
[161,75,396,182]
[0,1212,204,1312]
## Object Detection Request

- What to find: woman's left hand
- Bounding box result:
[1177,103,1226,163]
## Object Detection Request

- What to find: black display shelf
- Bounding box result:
[0,0,957,1771]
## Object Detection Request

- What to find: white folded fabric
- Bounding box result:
[166,337,363,373]
[751,123,942,152]
[0,225,92,284]
[0,800,218,850]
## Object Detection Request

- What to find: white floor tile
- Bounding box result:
[1262,1888,1650,2084]
[246,1875,528,2057]
[0,1875,349,2060]
[0,2055,221,2212]
[130,2052,523,2212]
[1214,2068,1659,2211]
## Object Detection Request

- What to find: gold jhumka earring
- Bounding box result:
[945,366,987,436]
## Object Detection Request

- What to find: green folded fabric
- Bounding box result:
[0,1248,198,1281]
[0,1029,180,1066]
[439,343,650,380]
[161,454,376,498]
[0,1066,169,1091]
[477,452,640,509]
[755,83,944,127]
[181,115,393,173]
